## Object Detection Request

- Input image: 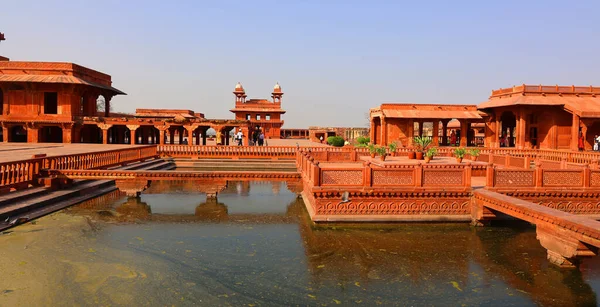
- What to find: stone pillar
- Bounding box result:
[26,124,39,143]
[127,125,139,145]
[97,124,112,144]
[418,121,424,137]
[158,128,167,145]
[178,127,184,144]
[185,126,195,146]
[432,121,439,146]
[195,129,201,145]
[2,125,8,143]
[571,112,580,151]
[441,120,448,146]
[495,113,501,148]
[169,128,175,144]
[62,127,73,143]
[380,116,387,146]
[104,96,112,117]
[407,119,414,147]
[519,109,526,149]
[460,120,468,147]
[369,117,376,143]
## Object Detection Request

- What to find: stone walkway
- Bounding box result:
[0,143,144,163]
[0,139,328,163]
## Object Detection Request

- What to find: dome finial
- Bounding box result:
[273,82,282,92]
[235,82,244,92]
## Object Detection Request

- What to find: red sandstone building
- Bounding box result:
[0,57,125,143]
[370,104,484,147]
[371,84,600,151]
[0,55,284,145]
[230,82,285,139]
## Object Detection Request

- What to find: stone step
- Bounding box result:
[115,158,169,170]
[0,179,114,220]
[0,184,118,232]
[177,167,297,173]
[146,161,176,170]
[0,158,174,230]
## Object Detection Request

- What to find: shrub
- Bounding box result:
[468,148,480,157]
[413,136,432,152]
[327,136,345,147]
[356,136,370,145]
[454,147,466,159]
[388,142,398,153]
[426,147,438,158]
[368,144,376,154]
[375,145,387,156]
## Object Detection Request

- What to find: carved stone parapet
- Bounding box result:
[115,179,151,197]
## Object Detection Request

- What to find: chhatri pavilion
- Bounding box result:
[371,84,600,150]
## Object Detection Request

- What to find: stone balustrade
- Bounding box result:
[0,146,157,192]
[487,164,600,190]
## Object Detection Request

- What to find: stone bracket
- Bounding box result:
[115,179,151,197]
[536,225,598,268]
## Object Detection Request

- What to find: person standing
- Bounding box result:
[216,130,222,146]
[236,128,244,146]
[594,135,599,152]
[258,131,265,146]
[578,131,585,151]
[252,127,259,146]
[450,130,457,146]
[596,135,600,152]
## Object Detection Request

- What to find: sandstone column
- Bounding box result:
[127,125,139,145]
[571,112,580,151]
[380,116,387,146]
[26,123,39,143]
[97,124,112,144]
[459,120,468,147]
[2,124,8,143]
[432,121,439,146]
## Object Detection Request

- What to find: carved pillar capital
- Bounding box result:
[97,123,113,130]
[126,124,140,131]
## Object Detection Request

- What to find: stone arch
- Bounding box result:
[80,124,102,143]
[96,95,106,115]
[10,125,27,143]
[39,126,63,143]
[105,125,129,144]
[500,111,517,147]
[446,119,461,146]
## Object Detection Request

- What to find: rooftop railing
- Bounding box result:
[491,84,600,97]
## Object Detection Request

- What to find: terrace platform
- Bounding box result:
[0,143,146,163]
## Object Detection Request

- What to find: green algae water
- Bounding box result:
[1,180,599,306]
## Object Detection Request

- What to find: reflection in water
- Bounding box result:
[0,181,599,306]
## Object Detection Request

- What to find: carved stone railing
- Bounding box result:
[298,150,472,190]
[486,164,600,190]
[158,145,301,160]
[0,146,157,192]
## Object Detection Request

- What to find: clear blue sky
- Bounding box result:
[1,0,599,128]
